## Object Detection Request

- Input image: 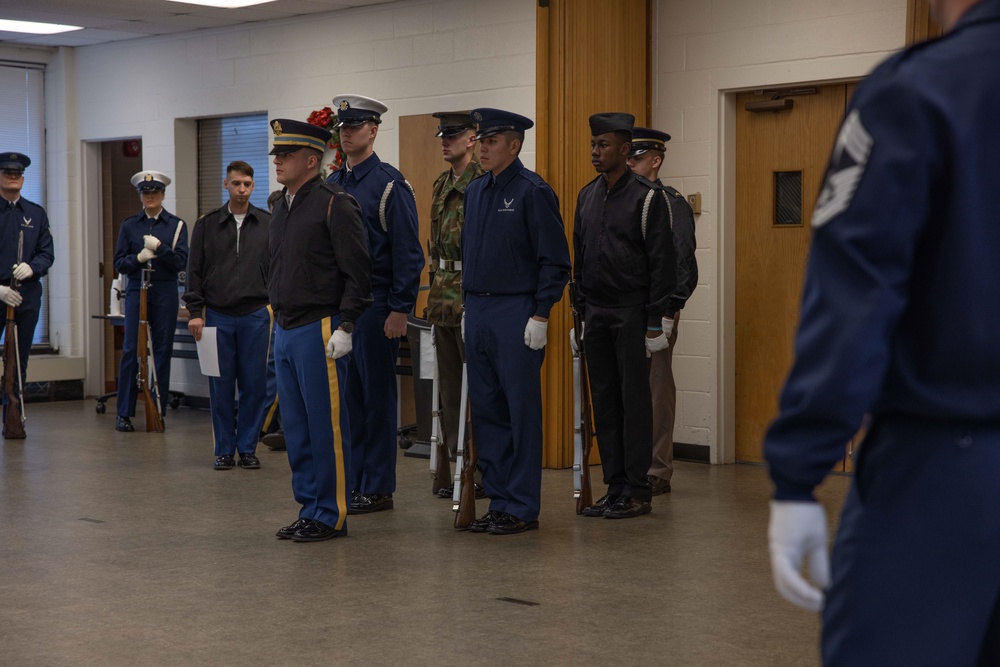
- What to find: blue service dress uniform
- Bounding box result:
[113,209,189,418]
[764,2,1000,662]
[462,157,571,523]
[269,175,372,533]
[327,153,423,496]
[0,195,54,389]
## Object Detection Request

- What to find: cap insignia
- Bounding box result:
[144,173,153,182]
[339,101,350,111]
[8,154,16,160]
[272,121,283,136]
[472,112,482,122]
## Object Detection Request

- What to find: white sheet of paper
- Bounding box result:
[419,329,435,380]
[196,327,220,377]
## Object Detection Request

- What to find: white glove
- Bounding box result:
[662,315,675,339]
[460,312,465,343]
[645,331,669,355]
[326,328,353,360]
[524,318,548,350]
[143,235,161,252]
[0,285,22,307]
[137,248,157,264]
[569,328,578,355]
[12,263,32,281]
[768,500,829,612]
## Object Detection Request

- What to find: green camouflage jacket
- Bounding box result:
[426,159,484,326]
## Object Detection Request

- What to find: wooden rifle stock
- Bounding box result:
[138,268,165,433]
[3,302,25,439]
[570,281,593,514]
[454,411,478,529]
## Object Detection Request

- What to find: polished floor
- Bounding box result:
[0,401,850,666]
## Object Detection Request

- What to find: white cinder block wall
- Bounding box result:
[651,0,907,461]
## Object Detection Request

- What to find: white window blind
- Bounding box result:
[0,62,47,346]
[197,114,269,216]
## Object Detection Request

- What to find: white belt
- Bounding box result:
[439,259,462,271]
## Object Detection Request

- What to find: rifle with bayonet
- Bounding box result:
[138,264,165,433]
[2,231,26,439]
[570,280,593,514]
[453,363,478,529]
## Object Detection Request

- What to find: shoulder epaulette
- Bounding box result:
[663,185,684,199]
[635,174,662,190]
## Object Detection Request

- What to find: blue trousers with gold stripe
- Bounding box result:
[274,317,350,531]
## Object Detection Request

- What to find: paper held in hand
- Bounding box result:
[195,326,220,377]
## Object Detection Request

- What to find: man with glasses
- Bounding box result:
[0,152,54,430]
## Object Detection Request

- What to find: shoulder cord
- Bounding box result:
[379,180,416,233]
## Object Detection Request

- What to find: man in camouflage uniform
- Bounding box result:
[426,111,484,497]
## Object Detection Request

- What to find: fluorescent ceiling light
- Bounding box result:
[165,0,279,7]
[0,19,82,35]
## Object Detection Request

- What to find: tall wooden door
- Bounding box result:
[734,85,853,463]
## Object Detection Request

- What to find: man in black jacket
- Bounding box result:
[268,118,372,542]
[184,160,271,471]
[572,113,676,519]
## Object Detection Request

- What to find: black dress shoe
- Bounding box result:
[115,416,135,432]
[648,475,671,496]
[581,494,619,517]
[276,518,311,539]
[291,520,346,542]
[237,452,261,469]
[436,483,454,498]
[605,496,652,519]
[262,430,286,451]
[348,493,394,515]
[490,512,539,535]
[214,455,235,470]
[466,510,502,533]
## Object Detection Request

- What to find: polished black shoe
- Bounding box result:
[115,416,135,432]
[466,510,502,533]
[214,455,235,470]
[581,494,618,517]
[276,517,311,540]
[348,493,394,515]
[605,496,652,519]
[436,483,454,498]
[291,520,346,542]
[237,452,261,469]
[490,512,539,535]
[262,430,286,451]
[648,475,671,496]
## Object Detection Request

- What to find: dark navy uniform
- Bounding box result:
[113,173,188,421]
[269,117,372,538]
[327,95,423,502]
[0,153,54,402]
[183,201,271,461]
[764,2,1000,661]
[462,109,571,526]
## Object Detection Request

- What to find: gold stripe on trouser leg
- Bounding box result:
[322,317,347,530]
[261,304,279,430]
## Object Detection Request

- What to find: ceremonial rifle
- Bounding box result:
[570,280,593,514]
[453,363,479,529]
[429,329,451,494]
[2,232,26,439]
[138,264,165,433]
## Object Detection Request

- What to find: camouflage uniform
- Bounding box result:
[427,159,484,459]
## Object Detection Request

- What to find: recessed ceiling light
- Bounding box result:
[0,19,83,35]
[165,0,279,7]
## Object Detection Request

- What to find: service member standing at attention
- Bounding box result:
[426,111,484,497]
[113,171,189,432]
[626,128,698,496]
[326,94,424,515]
[462,108,571,535]
[766,0,1000,661]
[0,152,54,413]
[184,160,271,471]
[269,118,371,542]
[573,113,676,519]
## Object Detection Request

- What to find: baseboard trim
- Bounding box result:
[675,442,710,463]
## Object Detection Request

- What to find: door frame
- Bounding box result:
[712,55,888,464]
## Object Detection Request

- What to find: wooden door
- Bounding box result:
[734,85,848,463]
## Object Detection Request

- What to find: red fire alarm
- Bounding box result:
[123,139,142,158]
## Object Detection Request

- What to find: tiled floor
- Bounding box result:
[0,401,849,666]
